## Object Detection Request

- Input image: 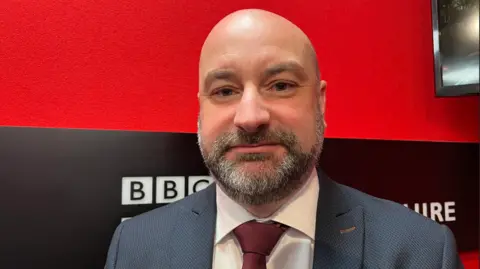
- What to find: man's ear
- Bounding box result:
[317,80,327,127]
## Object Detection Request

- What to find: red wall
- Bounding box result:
[0,0,477,266]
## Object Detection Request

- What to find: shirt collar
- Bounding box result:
[215,169,319,244]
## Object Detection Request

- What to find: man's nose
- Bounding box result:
[233,87,270,133]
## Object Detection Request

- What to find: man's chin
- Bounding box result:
[232,160,279,173]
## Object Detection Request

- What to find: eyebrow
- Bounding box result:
[263,61,308,82]
[202,61,309,91]
[203,69,237,91]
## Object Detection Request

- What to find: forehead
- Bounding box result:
[212,46,297,66]
[199,43,311,81]
[199,21,314,75]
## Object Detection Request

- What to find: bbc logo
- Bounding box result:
[121,176,213,205]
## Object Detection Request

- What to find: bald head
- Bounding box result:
[196,9,327,209]
[199,9,320,87]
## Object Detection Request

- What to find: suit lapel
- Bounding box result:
[169,184,217,269]
[312,171,365,269]
[167,170,364,269]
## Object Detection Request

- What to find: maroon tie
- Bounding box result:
[233,221,288,269]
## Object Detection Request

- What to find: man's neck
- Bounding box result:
[243,200,286,219]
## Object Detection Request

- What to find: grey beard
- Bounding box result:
[197,110,325,206]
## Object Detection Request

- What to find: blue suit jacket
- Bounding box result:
[105,170,463,269]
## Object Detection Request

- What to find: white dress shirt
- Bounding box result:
[213,169,320,269]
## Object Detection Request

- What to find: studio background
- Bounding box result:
[0,0,478,268]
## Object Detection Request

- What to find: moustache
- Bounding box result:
[213,129,296,155]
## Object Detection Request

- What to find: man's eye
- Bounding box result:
[214,88,234,96]
[271,82,295,91]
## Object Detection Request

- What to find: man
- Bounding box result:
[105,9,463,269]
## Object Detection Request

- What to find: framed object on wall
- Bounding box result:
[432,0,479,97]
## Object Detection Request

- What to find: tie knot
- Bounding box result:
[233,221,288,256]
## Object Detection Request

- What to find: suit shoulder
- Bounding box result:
[337,183,447,240]
[334,182,460,267]
[121,185,213,232]
[107,185,215,266]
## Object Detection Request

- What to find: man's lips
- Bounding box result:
[227,143,281,153]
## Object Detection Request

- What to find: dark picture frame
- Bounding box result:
[432,0,480,97]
